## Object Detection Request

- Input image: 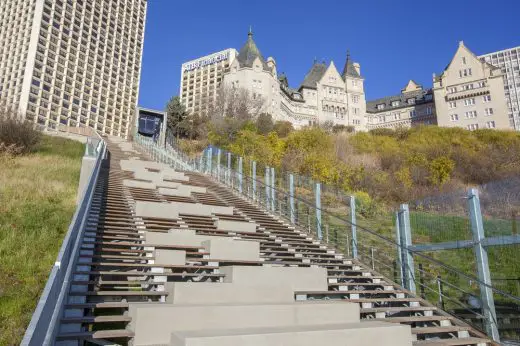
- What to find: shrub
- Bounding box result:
[0,108,41,155]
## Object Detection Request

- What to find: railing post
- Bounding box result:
[206,147,213,175]
[252,161,257,201]
[198,151,204,173]
[265,166,270,209]
[270,167,275,212]
[217,148,221,182]
[468,188,499,342]
[315,182,322,240]
[227,152,231,186]
[238,156,243,194]
[395,211,405,287]
[398,204,416,293]
[350,195,358,259]
[289,174,295,224]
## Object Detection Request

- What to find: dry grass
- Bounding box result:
[0,135,84,346]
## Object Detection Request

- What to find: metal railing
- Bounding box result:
[137,134,520,343]
[21,135,106,346]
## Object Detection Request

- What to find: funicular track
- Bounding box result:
[54,138,494,346]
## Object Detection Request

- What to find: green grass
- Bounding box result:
[0,135,84,346]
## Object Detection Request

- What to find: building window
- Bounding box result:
[485,108,494,116]
[464,98,475,106]
[426,106,432,115]
[486,121,496,129]
[352,95,359,104]
[449,101,457,109]
[478,81,486,88]
[465,111,477,119]
[407,98,415,104]
[448,87,457,93]
[450,114,459,121]
[410,110,417,117]
[353,107,359,115]
[352,80,358,87]
[391,100,399,107]
[483,95,491,102]
[377,104,385,110]
[467,124,479,131]
[462,57,467,64]
[459,68,472,77]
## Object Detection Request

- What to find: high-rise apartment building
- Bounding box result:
[433,41,510,130]
[479,46,520,130]
[179,48,237,115]
[0,0,147,138]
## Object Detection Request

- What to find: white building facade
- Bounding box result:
[0,0,147,138]
[179,48,237,116]
[479,46,520,130]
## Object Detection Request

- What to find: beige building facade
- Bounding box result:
[479,46,520,130]
[0,0,147,138]
[433,41,510,130]
[221,31,367,130]
[366,80,436,130]
[179,48,237,116]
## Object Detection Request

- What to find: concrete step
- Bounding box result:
[129,302,360,345]
[168,322,413,346]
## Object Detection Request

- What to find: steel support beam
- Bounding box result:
[350,195,357,259]
[468,188,500,342]
[398,204,416,293]
[252,161,257,201]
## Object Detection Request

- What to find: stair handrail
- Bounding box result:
[21,136,107,346]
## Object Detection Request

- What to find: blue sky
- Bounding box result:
[138,0,519,110]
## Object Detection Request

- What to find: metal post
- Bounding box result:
[252,161,257,201]
[265,166,270,209]
[206,147,213,175]
[325,224,329,244]
[418,263,426,299]
[315,182,322,240]
[370,247,375,270]
[227,152,231,186]
[270,167,275,212]
[217,148,221,182]
[350,195,358,259]
[398,204,416,293]
[289,174,295,224]
[468,188,499,342]
[238,156,243,194]
[395,211,405,287]
[437,276,445,310]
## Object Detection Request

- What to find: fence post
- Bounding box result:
[350,195,358,259]
[289,174,295,224]
[227,152,231,186]
[252,161,257,201]
[265,166,270,209]
[217,148,221,182]
[468,188,499,342]
[398,204,416,293]
[199,151,204,173]
[270,167,276,212]
[238,157,243,194]
[315,182,322,240]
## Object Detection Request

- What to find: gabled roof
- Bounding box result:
[342,51,361,79]
[299,61,327,90]
[366,88,433,114]
[236,30,270,71]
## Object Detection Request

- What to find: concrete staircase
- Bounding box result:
[55,137,494,345]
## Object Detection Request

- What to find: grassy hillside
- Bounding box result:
[0,135,84,345]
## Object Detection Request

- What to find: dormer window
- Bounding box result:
[377,104,385,110]
[391,100,399,107]
[407,98,415,105]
